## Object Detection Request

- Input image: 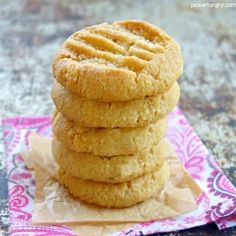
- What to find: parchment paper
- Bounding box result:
[21,133,202,235]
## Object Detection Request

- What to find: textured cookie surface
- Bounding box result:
[52,138,169,183]
[57,161,170,208]
[52,112,167,156]
[51,81,180,128]
[52,20,183,102]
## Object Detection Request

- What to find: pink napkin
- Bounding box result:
[2,107,236,235]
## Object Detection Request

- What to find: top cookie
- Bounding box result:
[53,20,183,102]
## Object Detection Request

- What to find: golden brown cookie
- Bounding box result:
[52,112,167,156]
[52,138,169,183]
[52,20,183,102]
[57,161,170,208]
[51,81,180,128]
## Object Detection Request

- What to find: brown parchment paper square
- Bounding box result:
[21,133,202,235]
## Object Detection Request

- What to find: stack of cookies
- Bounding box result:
[51,20,183,208]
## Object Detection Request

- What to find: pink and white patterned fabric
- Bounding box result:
[2,107,236,235]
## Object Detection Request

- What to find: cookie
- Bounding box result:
[51,81,180,128]
[57,161,170,208]
[52,138,169,183]
[52,112,167,156]
[52,20,183,102]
